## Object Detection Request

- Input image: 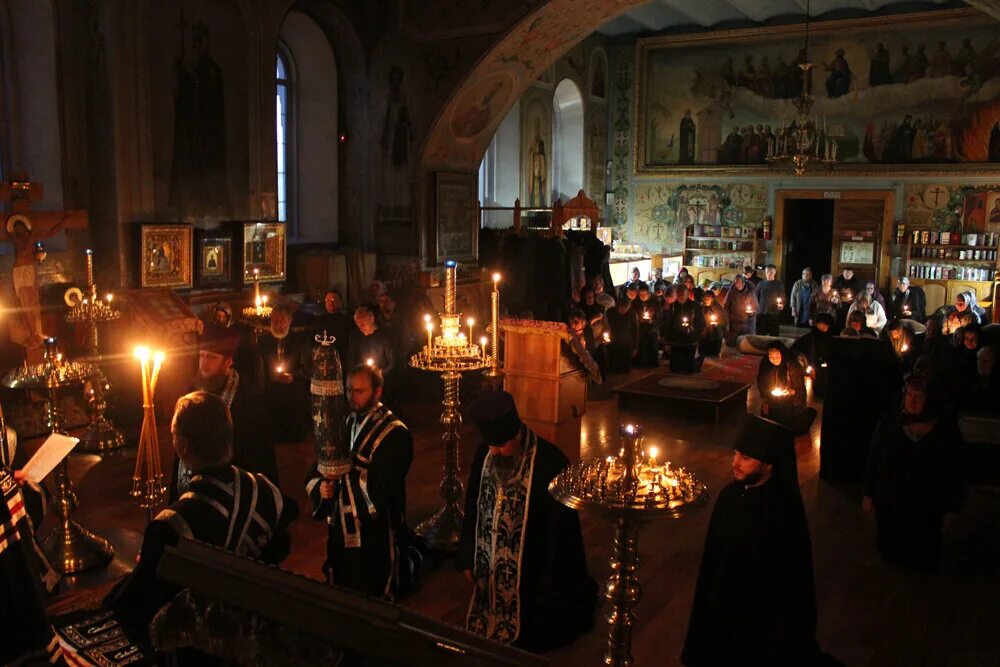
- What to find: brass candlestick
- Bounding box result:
[65,248,124,453]
[481,272,505,388]
[4,337,113,574]
[409,260,497,552]
[549,423,709,666]
[131,346,167,522]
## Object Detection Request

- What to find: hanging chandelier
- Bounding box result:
[765,0,838,176]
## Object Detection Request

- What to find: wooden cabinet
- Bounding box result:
[903,235,998,313]
[683,225,764,284]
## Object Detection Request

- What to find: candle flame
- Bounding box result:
[806,365,814,374]
[366,358,374,367]
[901,344,909,352]
[467,317,475,326]
[276,364,285,373]
[153,351,165,364]
[625,424,635,435]
[133,346,150,362]
[648,445,659,461]
[492,272,501,283]
[480,335,488,346]
[425,322,433,332]
[424,313,432,323]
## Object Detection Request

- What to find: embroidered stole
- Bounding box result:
[336,405,405,552]
[177,370,240,495]
[466,430,538,644]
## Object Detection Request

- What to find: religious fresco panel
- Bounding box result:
[638,9,1000,172]
[632,183,767,254]
[904,182,1000,231]
[520,93,552,208]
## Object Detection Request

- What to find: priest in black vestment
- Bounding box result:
[106,391,297,646]
[458,391,597,652]
[305,365,421,599]
[259,305,313,442]
[170,326,279,500]
[313,289,353,370]
[682,415,820,666]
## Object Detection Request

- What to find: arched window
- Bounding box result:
[275,48,291,224]
[552,79,584,203]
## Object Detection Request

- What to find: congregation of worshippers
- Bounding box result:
[5,1,1000,666]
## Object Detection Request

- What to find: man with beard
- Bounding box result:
[170,326,278,499]
[682,415,820,666]
[259,305,312,442]
[458,391,597,652]
[304,365,421,599]
[313,289,353,370]
[348,306,396,378]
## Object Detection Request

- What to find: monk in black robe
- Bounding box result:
[107,391,297,646]
[305,365,421,599]
[348,306,397,379]
[682,416,819,666]
[313,289,354,368]
[170,326,279,500]
[259,305,313,442]
[458,391,597,652]
[864,376,964,571]
[664,285,705,373]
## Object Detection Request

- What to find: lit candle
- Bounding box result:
[770,386,788,397]
[444,260,457,314]
[366,357,375,367]
[710,314,718,326]
[648,445,659,466]
[845,290,853,302]
[275,363,285,374]
[682,316,689,328]
[901,343,909,353]
[106,293,113,303]
[425,321,434,357]
[85,249,94,286]
[603,332,611,343]
[806,365,814,375]
[467,317,475,341]
[643,309,651,321]
[253,268,261,305]
[480,335,489,364]
[776,297,783,310]
[490,272,501,369]
[820,362,828,368]
[745,305,753,314]
[903,308,912,317]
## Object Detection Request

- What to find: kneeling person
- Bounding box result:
[458,391,598,652]
[106,392,297,643]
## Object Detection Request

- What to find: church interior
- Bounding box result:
[2,0,1000,665]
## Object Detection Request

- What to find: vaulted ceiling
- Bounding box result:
[598,0,963,36]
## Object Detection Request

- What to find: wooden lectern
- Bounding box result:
[501,319,586,460]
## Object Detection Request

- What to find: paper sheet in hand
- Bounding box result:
[22,433,79,483]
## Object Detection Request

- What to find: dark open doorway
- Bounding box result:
[782,199,835,287]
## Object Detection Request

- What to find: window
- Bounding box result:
[276,49,291,224]
[552,79,584,203]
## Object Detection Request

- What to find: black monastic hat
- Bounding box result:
[470,390,523,446]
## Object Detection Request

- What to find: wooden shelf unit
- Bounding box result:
[683,225,766,283]
[902,236,998,314]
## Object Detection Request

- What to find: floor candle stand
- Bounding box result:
[549,423,709,666]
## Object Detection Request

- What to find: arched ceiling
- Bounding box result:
[419,0,1000,173]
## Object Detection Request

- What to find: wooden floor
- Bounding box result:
[42,354,1000,667]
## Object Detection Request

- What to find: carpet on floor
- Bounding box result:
[698,353,760,385]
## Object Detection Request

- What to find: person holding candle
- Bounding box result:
[107,391,298,647]
[833,267,863,328]
[172,326,279,499]
[889,276,926,323]
[313,289,353,369]
[880,319,919,372]
[791,313,837,396]
[348,306,398,405]
[683,415,821,666]
[633,282,661,368]
[756,341,815,435]
[459,390,598,652]
[567,309,604,383]
[664,284,705,373]
[753,264,785,337]
[808,273,840,326]
[606,298,640,374]
[259,304,313,442]
[846,292,888,335]
[699,290,727,358]
[724,274,757,345]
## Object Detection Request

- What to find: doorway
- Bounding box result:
[782,199,835,286]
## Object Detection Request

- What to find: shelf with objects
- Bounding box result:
[902,229,998,316]
[682,224,766,285]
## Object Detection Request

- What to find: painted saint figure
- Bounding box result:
[679,110,696,164]
[528,117,548,207]
[379,66,414,226]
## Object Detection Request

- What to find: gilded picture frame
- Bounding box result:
[435,172,479,265]
[140,224,193,289]
[196,233,232,288]
[634,7,1000,177]
[241,222,286,284]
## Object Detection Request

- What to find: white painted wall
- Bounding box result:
[279,11,338,242]
[478,100,520,228]
[553,78,584,204]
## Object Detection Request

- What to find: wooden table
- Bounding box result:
[613,373,749,422]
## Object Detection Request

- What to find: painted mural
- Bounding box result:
[149,0,248,220]
[639,10,1000,171]
[520,93,551,207]
[611,48,633,227]
[904,182,1000,231]
[632,183,767,253]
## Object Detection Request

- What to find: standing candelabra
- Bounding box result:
[549,423,709,666]
[65,248,124,453]
[409,260,503,552]
[3,337,113,574]
[131,346,167,522]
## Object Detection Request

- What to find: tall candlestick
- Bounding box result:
[253,268,261,305]
[444,260,457,314]
[85,249,94,286]
[491,273,501,366]
[467,317,475,342]
[426,321,434,358]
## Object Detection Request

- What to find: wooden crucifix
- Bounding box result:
[0,173,88,346]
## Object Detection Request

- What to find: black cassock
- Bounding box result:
[170,369,280,501]
[260,330,313,443]
[106,465,296,645]
[682,476,818,666]
[305,404,416,599]
[0,468,65,665]
[457,430,598,652]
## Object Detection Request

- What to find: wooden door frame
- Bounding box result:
[774,189,895,289]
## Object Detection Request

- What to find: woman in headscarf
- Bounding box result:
[863,376,964,571]
[846,292,888,334]
[808,273,840,325]
[756,341,815,435]
[880,319,918,373]
[725,274,757,346]
[943,292,981,332]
